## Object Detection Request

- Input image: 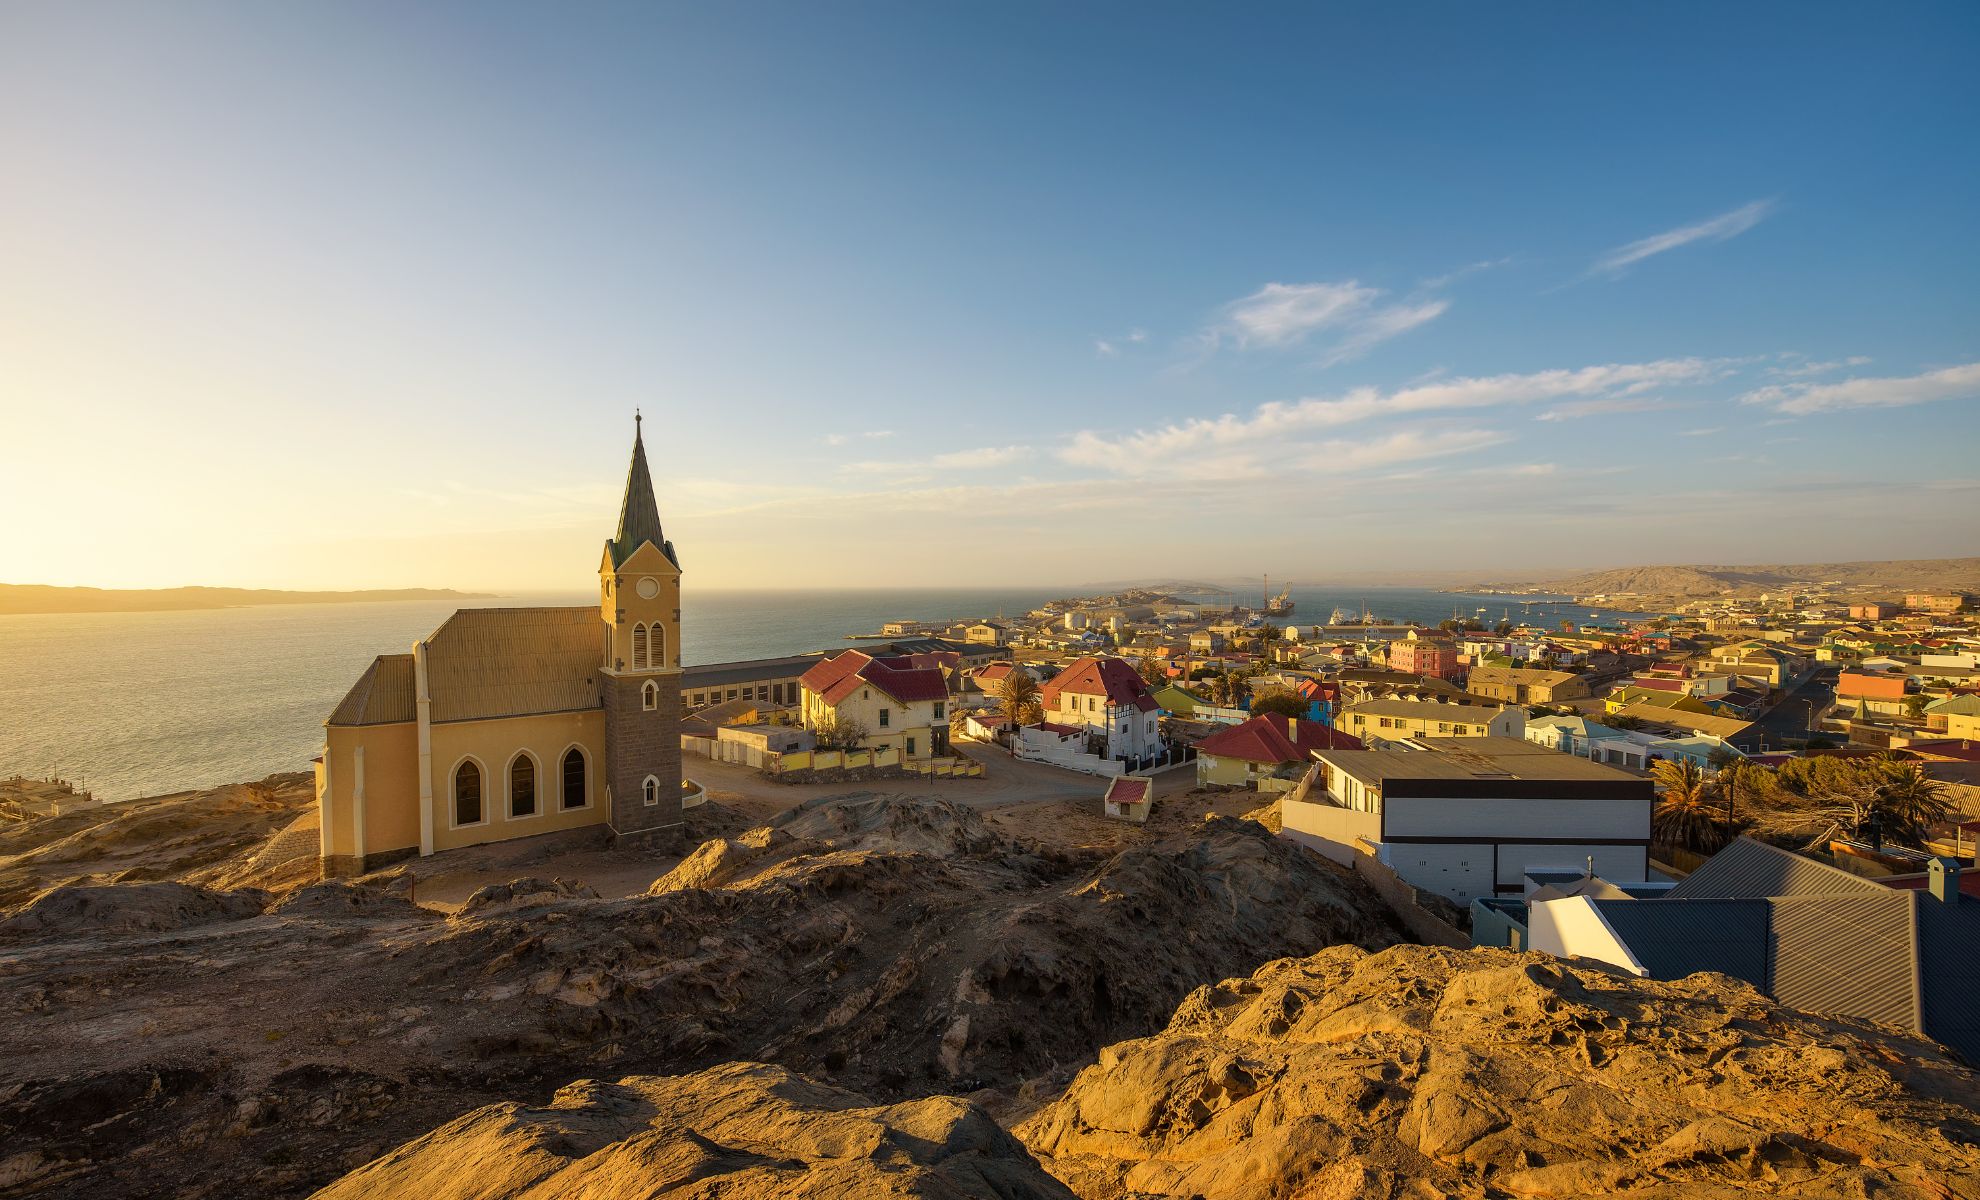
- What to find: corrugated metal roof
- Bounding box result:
[1768,893,1919,1033]
[1667,837,1885,901]
[1593,898,1771,985]
[425,607,603,724]
[327,654,416,726]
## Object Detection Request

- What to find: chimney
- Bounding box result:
[1287,716,1298,738]
[1928,857,1961,904]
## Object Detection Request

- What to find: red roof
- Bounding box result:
[1104,776,1150,806]
[1194,715,1364,764]
[1041,656,1160,713]
[1634,677,1686,693]
[974,662,1015,683]
[800,650,948,706]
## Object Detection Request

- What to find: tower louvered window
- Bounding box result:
[632,623,649,669]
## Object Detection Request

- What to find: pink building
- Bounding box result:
[1388,634,1460,681]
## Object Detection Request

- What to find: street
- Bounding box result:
[1750,668,1838,749]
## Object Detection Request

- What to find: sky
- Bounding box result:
[2,2,1977,592]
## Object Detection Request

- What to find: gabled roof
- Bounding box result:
[1196,714,1363,764]
[424,607,603,723]
[1467,665,1580,687]
[609,417,680,570]
[1041,656,1159,713]
[801,650,948,706]
[328,653,416,726]
[1613,703,1754,740]
[1666,837,1883,901]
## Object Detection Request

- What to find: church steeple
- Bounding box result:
[610,410,679,569]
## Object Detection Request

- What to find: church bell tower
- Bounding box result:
[598,412,683,838]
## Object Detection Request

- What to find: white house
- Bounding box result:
[1038,656,1165,766]
[1525,715,1657,770]
[1280,737,1653,905]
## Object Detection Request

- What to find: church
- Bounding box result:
[315,418,693,877]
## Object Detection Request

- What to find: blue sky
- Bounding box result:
[2,2,1976,590]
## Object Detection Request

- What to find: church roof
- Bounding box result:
[425,607,603,723]
[610,417,680,570]
[328,654,416,726]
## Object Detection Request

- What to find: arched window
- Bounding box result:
[649,622,667,668]
[642,680,659,711]
[561,748,586,810]
[643,775,660,807]
[509,753,536,818]
[453,760,482,826]
[631,623,649,669]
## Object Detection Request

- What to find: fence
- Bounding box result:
[760,747,983,779]
[1346,839,1471,949]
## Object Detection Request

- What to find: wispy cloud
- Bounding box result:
[1765,355,1871,378]
[1093,328,1149,358]
[1209,280,1446,363]
[1739,361,1980,415]
[931,445,1027,469]
[1421,257,1513,290]
[823,429,896,446]
[1533,396,1684,421]
[1592,199,1776,276]
[1680,426,1724,437]
[1064,357,1723,474]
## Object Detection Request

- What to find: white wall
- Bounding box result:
[1493,843,1647,890]
[1383,841,1494,904]
[1527,896,1647,975]
[1279,799,1380,866]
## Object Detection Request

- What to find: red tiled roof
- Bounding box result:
[801,650,948,705]
[1194,715,1364,764]
[1041,656,1160,713]
[1104,776,1150,806]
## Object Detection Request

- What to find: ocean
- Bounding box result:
[0,585,1651,801]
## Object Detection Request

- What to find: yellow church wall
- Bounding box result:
[320,722,420,868]
[427,709,608,854]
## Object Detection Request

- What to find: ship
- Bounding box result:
[1263,574,1295,616]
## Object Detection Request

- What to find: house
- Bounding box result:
[1850,602,1895,620]
[1836,670,1911,719]
[318,418,690,878]
[798,651,951,759]
[1709,642,1807,687]
[1194,714,1364,788]
[1387,630,1461,681]
[1526,838,1980,1063]
[1189,631,1227,655]
[1610,703,1766,751]
[1924,694,1980,733]
[964,621,1009,647]
[1340,698,1524,744]
[1525,714,1656,770]
[1465,665,1595,706]
[1039,656,1165,765]
[1604,687,1712,716]
[1101,776,1153,823]
[1280,737,1653,904]
[1150,683,1204,716]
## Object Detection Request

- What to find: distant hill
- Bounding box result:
[0,584,497,616]
[1464,557,1980,600]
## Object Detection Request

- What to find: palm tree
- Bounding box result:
[1651,758,1728,855]
[993,669,1042,734]
[1875,761,1953,848]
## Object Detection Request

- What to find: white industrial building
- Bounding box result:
[1280,736,1654,905]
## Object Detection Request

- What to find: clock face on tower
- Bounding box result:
[636,577,660,599]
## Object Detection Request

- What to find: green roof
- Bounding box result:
[610,417,680,570]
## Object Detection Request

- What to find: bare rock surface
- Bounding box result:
[0,793,1400,1198]
[0,880,268,938]
[1017,943,1980,1199]
[311,1062,1074,1200]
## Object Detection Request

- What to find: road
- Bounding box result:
[685,742,1203,813]
[1750,668,1838,749]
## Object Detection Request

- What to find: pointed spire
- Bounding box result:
[610,412,679,569]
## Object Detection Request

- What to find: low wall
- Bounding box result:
[1348,846,1471,949]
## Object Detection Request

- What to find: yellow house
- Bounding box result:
[316,417,695,877]
[1340,698,1523,743]
[798,650,951,759]
[1948,711,1980,740]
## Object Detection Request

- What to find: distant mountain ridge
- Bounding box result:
[1465,557,1980,599]
[0,584,496,616]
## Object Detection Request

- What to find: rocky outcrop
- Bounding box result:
[1017,943,1980,1199]
[0,795,1402,1198]
[312,1062,1074,1200]
[0,881,267,937]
